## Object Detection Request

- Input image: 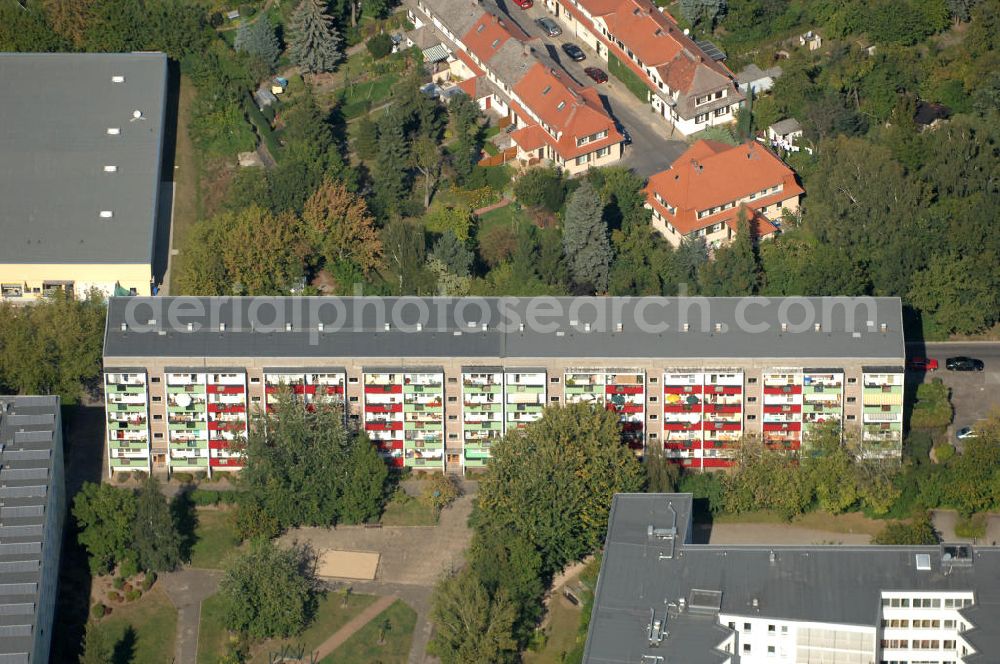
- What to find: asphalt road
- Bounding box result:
[498,2,689,177]
[907,342,1000,440]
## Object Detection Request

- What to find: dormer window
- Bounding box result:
[557,101,566,110]
[477,23,485,32]
[491,38,500,48]
[542,85,552,95]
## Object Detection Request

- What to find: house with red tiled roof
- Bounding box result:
[542,0,744,135]
[407,0,623,173]
[643,140,804,247]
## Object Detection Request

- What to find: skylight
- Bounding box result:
[557,101,566,110]
[542,85,552,95]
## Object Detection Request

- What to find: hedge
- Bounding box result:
[608,53,649,103]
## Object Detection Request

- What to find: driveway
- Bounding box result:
[498,2,688,177]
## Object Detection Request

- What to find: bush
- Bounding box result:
[210,11,224,27]
[173,472,195,484]
[875,513,939,544]
[220,491,244,506]
[910,379,953,429]
[142,572,157,592]
[112,577,125,590]
[194,471,208,481]
[125,589,141,602]
[119,555,139,580]
[191,489,221,506]
[367,33,393,60]
[133,471,149,482]
[115,472,129,484]
[420,474,462,511]
[955,513,988,539]
[107,591,122,603]
[513,168,566,212]
[933,442,955,463]
[91,603,107,620]
[233,500,281,541]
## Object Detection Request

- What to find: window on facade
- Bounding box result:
[349,396,359,402]
[153,414,162,421]
[152,396,162,402]
[696,113,708,123]
[743,644,751,653]
[714,107,728,117]
[154,432,163,439]
[448,396,457,402]
[150,376,161,383]
[576,155,587,165]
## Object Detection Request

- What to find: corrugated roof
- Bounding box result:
[0,53,167,265]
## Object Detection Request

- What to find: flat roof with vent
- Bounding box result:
[0,53,167,265]
[0,395,63,662]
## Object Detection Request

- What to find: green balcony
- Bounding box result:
[110,457,149,468]
[403,384,443,394]
[464,384,502,393]
[167,384,206,394]
[168,456,209,468]
[509,385,544,394]
[506,404,544,413]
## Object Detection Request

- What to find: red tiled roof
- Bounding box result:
[461,13,528,63]
[511,124,548,151]
[645,140,803,235]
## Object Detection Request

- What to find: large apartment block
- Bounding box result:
[407,0,624,174]
[0,396,66,664]
[102,296,904,476]
[584,493,1000,663]
[542,0,745,135]
[0,53,167,302]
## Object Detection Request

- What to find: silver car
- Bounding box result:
[536,17,562,36]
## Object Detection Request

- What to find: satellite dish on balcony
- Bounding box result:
[175,393,192,408]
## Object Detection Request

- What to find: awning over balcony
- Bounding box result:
[422,44,450,63]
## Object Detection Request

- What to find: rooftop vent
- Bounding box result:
[99,210,113,219]
[415,323,422,331]
[318,322,324,332]
[481,323,488,332]
[111,75,125,83]
[518,323,525,332]
[384,323,391,331]
[616,322,623,332]
[880,323,887,333]
[584,322,591,332]
[120,322,127,332]
[781,322,788,332]
[714,323,722,333]
[915,553,931,571]
[186,322,193,332]
[814,323,821,332]
[107,128,120,135]
[769,550,776,564]
[131,109,144,121]
[285,323,292,332]
[219,323,226,332]
[682,323,690,332]
[103,165,118,173]
[647,607,666,646]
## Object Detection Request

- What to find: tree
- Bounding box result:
[432,231,473,277]
[366,31,393,59]
[803,425,861,514]
[679,0,727,29]
[423,205,473,241]
[241,398,387,527]
[466,531,545,642]
[723,438,811,518]
[514,168,567,212]
[946,419,1000,516]
[562,180,612,292]
[302,179,383,276]
[644,444,682,493]
[72,482,137,575]
[288,0,342,74]
[908,253,1000,335]
[219,539,319,639]
[476,404,644,576]
[339,433,389,524]
[80,622,114,664]
[374,112,411,216]
[235,14,281,71]
[412,136,443,208]
[699,215,764,296]
[428,569,520,664]
[874,513,940,544]
[354,115,379,160]
[39,0,90,48]
[133,476,182,572]
[448,94,483,184]
[381,220,435,294]
[174,205,305,296]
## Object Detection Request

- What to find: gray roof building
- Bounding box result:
[103,296,905,362]
[0,53,167,266]
[0,396,65,664]
[584,493,1000,663]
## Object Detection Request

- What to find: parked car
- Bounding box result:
[513,0,533,8]
[584,66,608,83]
[536,17,562,36]
[906,357,939,372]
[615,123,631,145]
[561,42,586,61]
[946,356,985,371]
[956,426,979,440]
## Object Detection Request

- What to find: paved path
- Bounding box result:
[331,581,437,664]
[705,523,872,545]
[312,593,399,661]
[159,568,222,664]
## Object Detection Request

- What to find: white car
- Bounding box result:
[956,427,978,440]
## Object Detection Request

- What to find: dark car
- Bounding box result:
[615,123,631,145]
[561,43,586,61]
[584,66,608,83]
[946,356,985,371]
[535,17,562,36]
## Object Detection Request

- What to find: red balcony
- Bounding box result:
[365,385,402,394]
[609,404,644,414]
[375,439,404,450]
[365,404,402,413]
[210,458,243,468]
[665,441,700,450]
[207,404,245,414]
[208,421,243,432]
[664,422,700,431]
[325,386,344,395]
[765,440,801,450]
[208,385,245,394]
[621,421,643,431]
[703,421,742,432]
[764,385,802,395]
[607,385,643,395]
[702,458,735,468]
[704,386,742,395]
[366,421,403,431]
[705,404,742,414]
[763,422,802,432]
[703,439,737,448]
[662,404,701,413]
[664,385,702,394]
[764,404,802,414]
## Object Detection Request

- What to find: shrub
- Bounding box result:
[513,168,566,212]
[112,577,125,590]
[874,512,939,544]
[210,11,224,27]
[91,603,107,620]
[194,471,208,481]
[367,33,393,59]
[933,442,955,463]
[107,591,122,603]
[420,473,462,511]
[114,472,129,484]
[232,501,281,541]
[191,489,221,506]
[142,572,157,592]
[173,472,195,484]
[955,514,987,539]
[910,379,953,429]
[125,589,141,602]
[133,471,149,482]
[220,491,243,506]
[119,554,139,580]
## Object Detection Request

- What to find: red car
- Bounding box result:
[906,357,939,372]
[584,66,608,83]
[513,0,533,8]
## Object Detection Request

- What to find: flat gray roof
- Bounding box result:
[0,396,61,662]
[0,53,167,265]
[103,297,905,362]
[584,493,1000,663]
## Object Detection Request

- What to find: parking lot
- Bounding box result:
[909,342,1000,442]
[495,0,689,176]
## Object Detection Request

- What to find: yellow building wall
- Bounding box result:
[0,263,152,300]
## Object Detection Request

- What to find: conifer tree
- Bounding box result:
[562,180,612,292]
[288,0,342,74]
[235,14,281,71]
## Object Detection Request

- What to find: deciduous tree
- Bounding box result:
[73,483,137,575]
[302,179,382,276]
[428,569,520,664]
[133,476,182,572]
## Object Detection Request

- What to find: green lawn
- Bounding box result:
[380,497,439,526]
[197,593,232,664]
[189,509,241,569]
[523,594,583,664]
[94,588,178,664]
[319,600,417,664]
[247,592,380,664]
[477,202,531,236]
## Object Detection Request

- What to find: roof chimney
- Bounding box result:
[219,323,226,332]
[880,323,887,333]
